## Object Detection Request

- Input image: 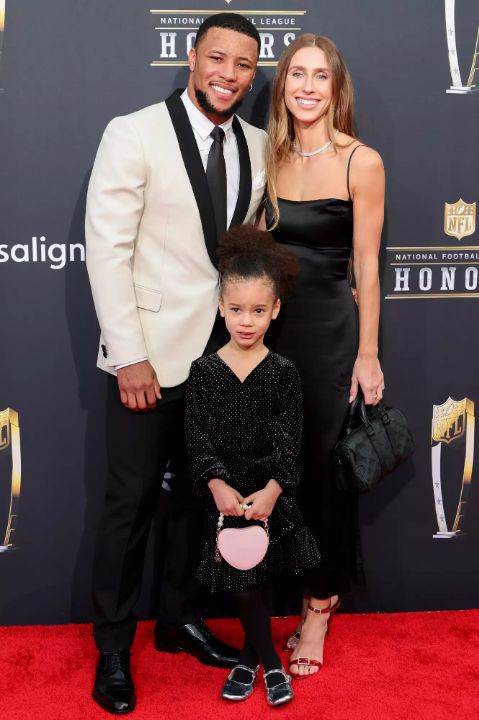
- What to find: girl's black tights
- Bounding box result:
[233,584,283,682]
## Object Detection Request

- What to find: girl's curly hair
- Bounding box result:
[217,225,299,300]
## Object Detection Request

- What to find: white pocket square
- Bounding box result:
[252,169,266,191]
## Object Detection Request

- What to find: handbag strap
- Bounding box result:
[352,389,388,436]
[217,511,269,533]
[349,391,375,436]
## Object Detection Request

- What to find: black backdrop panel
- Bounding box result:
[1,0,478,624]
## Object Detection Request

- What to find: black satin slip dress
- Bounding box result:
[266,147,364,597]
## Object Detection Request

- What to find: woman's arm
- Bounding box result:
[350,147,385,405]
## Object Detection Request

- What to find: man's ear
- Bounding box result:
[271,298,281,320]
[188,47,196,72]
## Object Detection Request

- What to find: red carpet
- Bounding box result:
[0,612,478,720]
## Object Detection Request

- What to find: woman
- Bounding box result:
[262,34,385,678]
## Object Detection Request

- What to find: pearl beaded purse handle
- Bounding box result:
[214,508,270,568]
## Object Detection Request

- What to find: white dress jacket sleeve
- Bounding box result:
[85,116,149,367]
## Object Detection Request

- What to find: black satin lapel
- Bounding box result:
[165,90,218,268]
[230,117,252,228]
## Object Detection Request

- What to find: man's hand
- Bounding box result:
[243,480,282,522]
[117,360,162,411]
[208,478,245,516]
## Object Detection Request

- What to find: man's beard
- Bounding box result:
[195,87,244,120]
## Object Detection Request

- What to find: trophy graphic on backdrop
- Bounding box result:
[0,409,22,552]
[445,0,479,93]
[431,397,475,539]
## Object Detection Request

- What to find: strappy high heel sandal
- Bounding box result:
[289,597,341,679]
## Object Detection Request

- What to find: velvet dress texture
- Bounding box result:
[266,191,360,598]
[185,351,321,593]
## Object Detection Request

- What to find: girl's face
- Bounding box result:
[219,277,280,350]
[284,46,333,125]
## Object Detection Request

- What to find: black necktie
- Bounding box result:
[206,126,227,242]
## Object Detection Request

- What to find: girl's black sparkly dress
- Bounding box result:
[185,351,320,593]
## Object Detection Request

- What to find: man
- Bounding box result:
[85,13,266,714]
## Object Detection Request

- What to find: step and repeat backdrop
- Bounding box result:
[1,0,478,624]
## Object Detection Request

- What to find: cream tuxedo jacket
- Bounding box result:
[86,91,267,387]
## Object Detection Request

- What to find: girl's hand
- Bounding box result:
[208,478,245,516]
[350,354,385,406]
[243,480,282,522]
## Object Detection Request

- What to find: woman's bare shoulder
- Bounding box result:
[339,136,383,171]
[350,140,383,171]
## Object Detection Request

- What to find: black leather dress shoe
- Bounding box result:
[154,619,240,668]
[92,650,136,715]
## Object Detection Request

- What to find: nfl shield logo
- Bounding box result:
[431,397,469,445]
[444,199,476,241]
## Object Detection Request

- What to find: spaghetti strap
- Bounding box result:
[346,144,366,201]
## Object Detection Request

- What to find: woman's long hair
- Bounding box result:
[265,34,356,229]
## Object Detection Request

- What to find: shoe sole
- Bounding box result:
[267,695,294,707]
[221,692,254,702]
[91,691,136,715]
[154,640,237,668]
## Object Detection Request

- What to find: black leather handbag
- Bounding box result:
[334,392,415,494]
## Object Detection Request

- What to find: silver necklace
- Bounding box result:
[293,130,338,157]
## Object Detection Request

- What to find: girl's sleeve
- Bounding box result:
[185,361,230,495]
[271,362,303,496]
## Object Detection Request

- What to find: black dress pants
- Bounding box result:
[92,374,205,652]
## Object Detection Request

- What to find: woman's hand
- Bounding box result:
[243,480,283,522]
[350,354,385,406]
[208,478,245,516]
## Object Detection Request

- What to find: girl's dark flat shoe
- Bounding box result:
[264,668,294,707]
[221,664,259,702]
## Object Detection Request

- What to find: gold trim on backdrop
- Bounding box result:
[0,409,22,551]
[386,294,479,299]
[154,27,302,31]
[390,262,479,266]
[466,25,479,88]
[387,246,479,251]
[151,60,279,66]
[431,398,475,539]
[150,9,306,15]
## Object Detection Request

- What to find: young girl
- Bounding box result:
[185,225,320,706]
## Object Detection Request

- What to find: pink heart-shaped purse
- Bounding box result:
[215,513,269,571]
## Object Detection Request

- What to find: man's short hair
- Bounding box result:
[195,13,261,54]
